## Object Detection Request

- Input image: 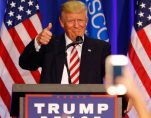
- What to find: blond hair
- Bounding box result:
[61,0,87,15]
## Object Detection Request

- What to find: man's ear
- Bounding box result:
[59,17,64,28]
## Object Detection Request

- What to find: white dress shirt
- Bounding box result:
[61,34,83,84]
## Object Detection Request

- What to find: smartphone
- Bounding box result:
[105,55,129,95]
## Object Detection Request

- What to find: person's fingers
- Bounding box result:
[41,30,52,39]
[123,67,132,79]
[37,34,51,45]
[43,29,52,37]
[46,23,52,31]
[126,98,133,112]
[36,23,53,45]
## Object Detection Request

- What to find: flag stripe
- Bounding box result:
[21,18,41,83]
[30,14,42,34]
[22,18,38,39]
[15,23,32,47]
[129,43,151,97]
[10,24,40,83]
[0,58,14,94]
[37,12,41,22]
[0,77,11,111]
[128,57,150,101]
[0,39,25,83]
[30,71,40,83]
[0,97,11,118]
[137,29,151,60]
[131,28,151,79]
[8,27,25,53]
[1,25,37,84]
[9,25,40,83]
[144,24,151,42]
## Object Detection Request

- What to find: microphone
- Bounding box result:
[66,36,83,51]
[65,36,83,84]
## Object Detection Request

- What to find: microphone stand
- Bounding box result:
[64,36,83,84]
[64,53,71,84]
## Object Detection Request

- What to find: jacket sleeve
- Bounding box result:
[19,40,45,70]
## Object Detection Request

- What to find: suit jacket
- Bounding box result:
[19,34,111,84]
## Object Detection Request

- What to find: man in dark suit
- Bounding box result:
[19,0,111,84]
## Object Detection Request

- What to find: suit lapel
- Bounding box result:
[54,35,66,83]
[80,36,94,83]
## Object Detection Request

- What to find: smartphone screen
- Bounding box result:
[113,66,122,82]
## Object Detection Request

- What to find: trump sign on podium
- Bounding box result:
[25,94,118,118]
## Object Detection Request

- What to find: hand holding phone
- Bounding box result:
[105,55,129,95]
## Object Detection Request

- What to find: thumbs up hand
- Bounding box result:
[36,23,52,45]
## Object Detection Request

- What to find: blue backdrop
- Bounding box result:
[38,0,135,54]
[0,0,6,28]
[0,0,135,55]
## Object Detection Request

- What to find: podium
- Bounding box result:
[10,84,122,118]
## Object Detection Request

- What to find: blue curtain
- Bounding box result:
[117,0,134,55]
[38,0,66,35]
[102,0,134,54]
[0,0,6,29]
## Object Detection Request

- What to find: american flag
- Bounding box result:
[0,0,42,117]
[128,0,151,117]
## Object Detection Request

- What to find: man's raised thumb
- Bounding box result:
[46,23,52,31]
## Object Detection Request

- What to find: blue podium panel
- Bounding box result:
[25,94,118,118]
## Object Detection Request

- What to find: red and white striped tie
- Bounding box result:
[69,46,80,84]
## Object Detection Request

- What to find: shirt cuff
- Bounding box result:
[34,36,41,52]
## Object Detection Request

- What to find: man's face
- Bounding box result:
[60,11,88,41]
